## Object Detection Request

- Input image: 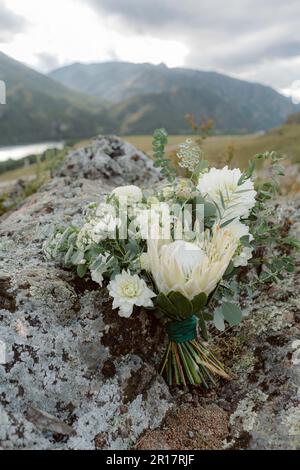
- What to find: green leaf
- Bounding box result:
[282,237,300,250]
[221,302,242,326]
[191,292,207,314]
[168,291,193,318]
[220,217,238,228]
[77,264,87,278]
[64,245,74,265]
[224,261,234,277]
[213,308,225,331]
[156,293,178,317]
[71,251,85,265]
[240,235,251,247]
[203,312,213,321]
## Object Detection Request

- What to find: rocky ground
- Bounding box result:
[0,136,300,450]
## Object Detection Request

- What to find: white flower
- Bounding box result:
[147,227,238,300]
[147,196,160,205]
[76,214,120,249]
[132,203,172,240]
[177,139,202,172]
[91,214,120,242]
[233,246,253,267]
[108,270,155,317]
[162,186,174,200]
[198,166,256,222]
[111,185,143,204]
[161,179,196,200]
[225,220,254,267]
[76,222,95,251]
[140,253,150,271]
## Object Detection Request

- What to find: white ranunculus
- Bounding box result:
[147,227,238,300]
[108,270,155,317]
[225,221,254,267]
[111,185,143,204]
[197,166,256,223]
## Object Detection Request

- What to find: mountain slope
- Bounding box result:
[110,87,293,134]
[50,61,297,133]
[0,52,112,146]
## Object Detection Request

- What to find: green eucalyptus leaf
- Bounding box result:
[77,264,87,278]
[213,308,225,331]
[221,302,242,326]
[64,245,74,265]
[71,251,85,265]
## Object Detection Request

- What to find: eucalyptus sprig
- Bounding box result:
[152,128,176,182]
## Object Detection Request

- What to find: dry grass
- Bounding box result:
[1,124,300,192]
[125,124,300,169]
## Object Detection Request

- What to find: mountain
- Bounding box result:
[0,52,112,146]
[0,53,298,147]
[110,87,285,134]
[49,61,297,133]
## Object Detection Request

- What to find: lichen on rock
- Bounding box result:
[0,136,170,450]
[1,137,300,450]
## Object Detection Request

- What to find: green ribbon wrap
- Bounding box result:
[166,315,198,343]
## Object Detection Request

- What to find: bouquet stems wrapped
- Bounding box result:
[157,292,230,387]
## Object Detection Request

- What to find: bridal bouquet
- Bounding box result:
[45,129,298,387]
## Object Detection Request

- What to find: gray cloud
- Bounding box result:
[35,52,61,73]
[82,0,300,89]
[0,1,28,43]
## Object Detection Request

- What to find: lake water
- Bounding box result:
[0,142,64,162]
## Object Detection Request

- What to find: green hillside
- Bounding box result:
[0,52,113,146]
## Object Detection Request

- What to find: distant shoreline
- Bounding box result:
[0,141,64,163]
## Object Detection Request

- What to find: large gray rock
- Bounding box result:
[0,136,170,450]
[55,135,160,185]
[221,197,300,449]
[1,136,300,450]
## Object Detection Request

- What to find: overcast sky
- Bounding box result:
[1,0,300,97]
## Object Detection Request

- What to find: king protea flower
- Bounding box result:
[147,226,238,300]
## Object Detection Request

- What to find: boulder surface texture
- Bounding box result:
[0,136,299,449]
